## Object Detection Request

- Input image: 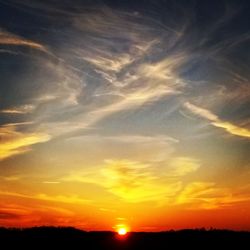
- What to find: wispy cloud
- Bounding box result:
[177,182,250,209]
[30,8,186,140]
[0,28,48,52]
[0,124,50,161]
[185,102,250,138]
[0,201,77,228]
[61,153,200,203]
[165,157,200,177]
[60,157,250,209]
[65,134,178,164]
[0,190,91,205]
[62,159,182,203]
[0,105,35,114]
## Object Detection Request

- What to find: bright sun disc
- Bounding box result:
[118,228,127,235]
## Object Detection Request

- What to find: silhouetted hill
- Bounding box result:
[0,227,249,249]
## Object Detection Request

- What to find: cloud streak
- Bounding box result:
[0,105,35,114]
[185,102,250,138]
[0,124,50,161]
[177,182,250,209]
[0,190,90,205]
[0,28,48,52]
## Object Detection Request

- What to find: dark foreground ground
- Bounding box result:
[0,227,250,249]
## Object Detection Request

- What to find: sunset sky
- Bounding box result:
[0,0,250,231]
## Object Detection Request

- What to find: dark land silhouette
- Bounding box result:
[0,227,249,249]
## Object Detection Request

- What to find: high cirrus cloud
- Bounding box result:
[0,124,50,161]
[184,102,250,138]
[0,28,48,52]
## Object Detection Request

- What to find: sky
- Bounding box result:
[0,0,249,231]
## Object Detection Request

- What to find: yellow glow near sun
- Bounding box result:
[118,227,127,235]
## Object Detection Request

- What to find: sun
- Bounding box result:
[117,227,127,235]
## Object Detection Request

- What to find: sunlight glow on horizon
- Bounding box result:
[118,227,127,235]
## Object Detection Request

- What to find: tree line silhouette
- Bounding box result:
[0,227,249,249]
